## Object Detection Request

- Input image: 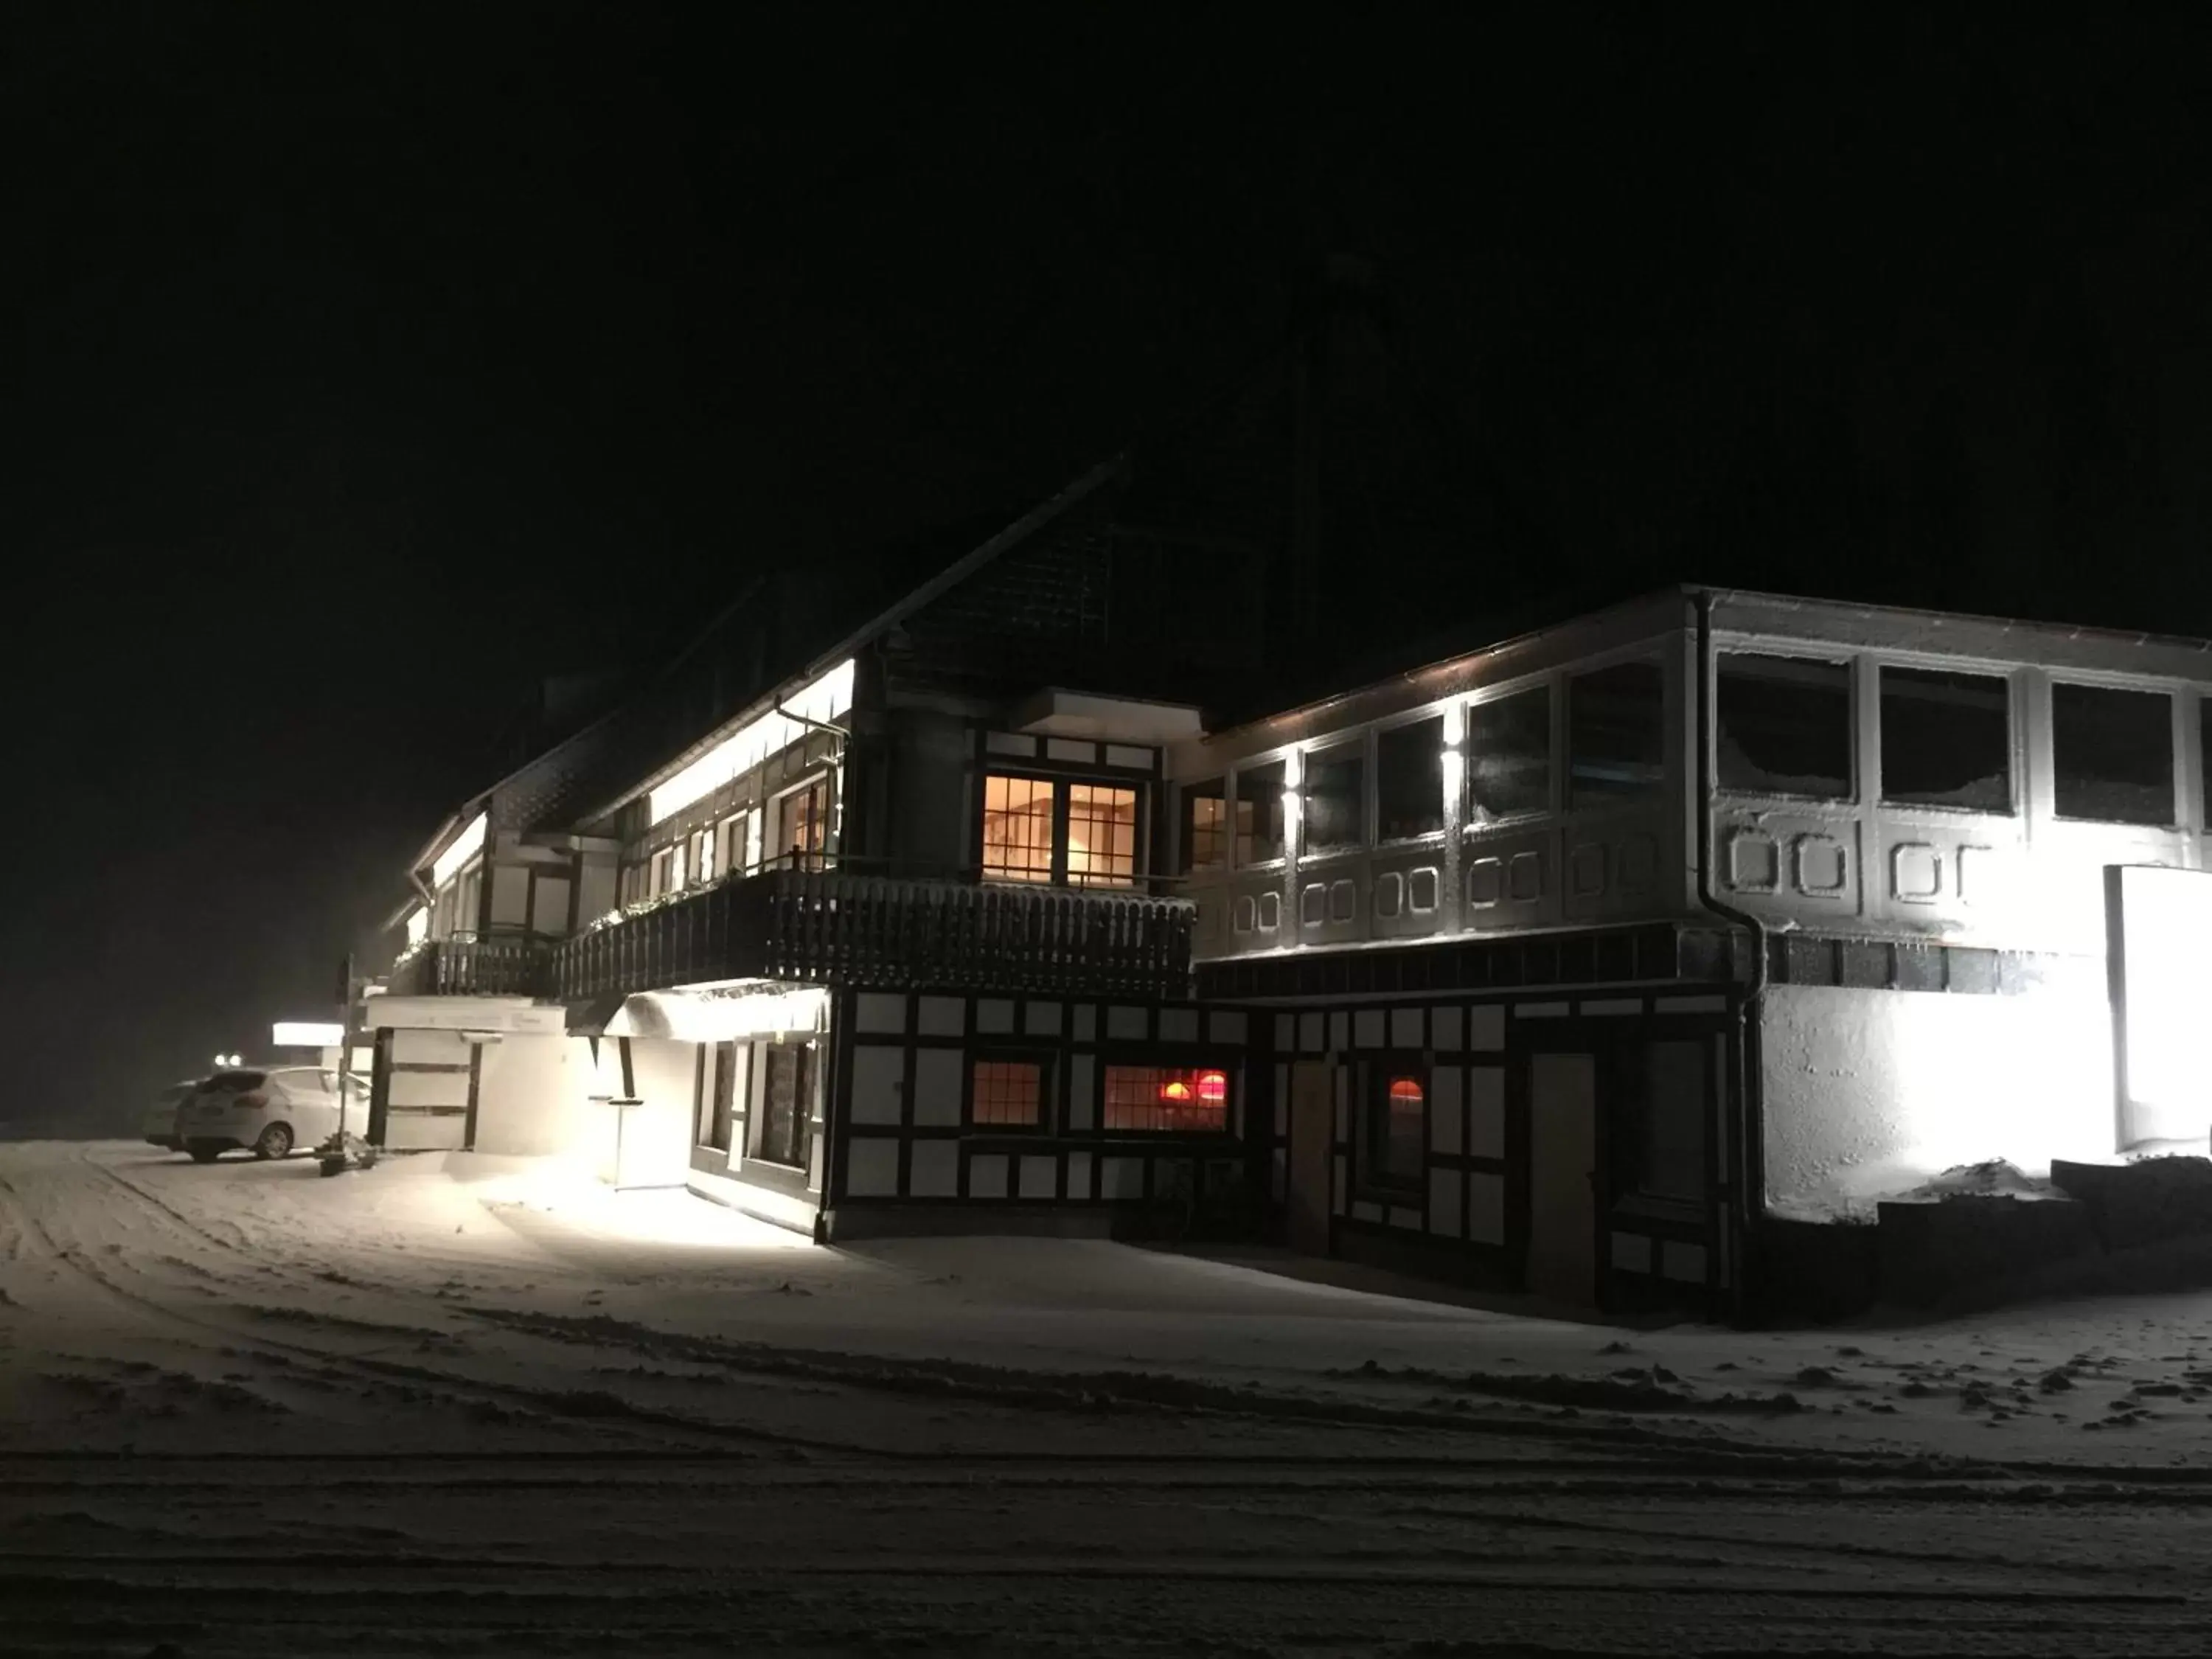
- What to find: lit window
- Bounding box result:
[1234,761,1287,862]
[1880,667,2011,813]
[1066,784,1137,886]
[2052,683,2172,826]
[981,775,1057,881]
[1377,715,1445,840]
[1303,742,1365,855]
[1102,1065,1230,1133]
[1364,1068,1425,1191]
[1568,661,1666,807]
[1468,686,1551,822]
[1717,654,1851,799]
[971,1060,1043,1127]
[777,776,832,868]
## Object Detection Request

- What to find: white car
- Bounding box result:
[141,1081,202,1151]
[180,1067,367,1164]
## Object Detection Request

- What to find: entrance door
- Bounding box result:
[1527,1052,1598,1304]
[1285,1060,1335,1255]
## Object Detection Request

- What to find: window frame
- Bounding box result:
[752,1040,815,1169]
[1095,1055,1237,1136]
[1565,655,1669,812]
[965,1051,1056,1133]
[772,771,835,871]
[1712,650,1857,804]
[1299,735,1370,860]
[1229,756,1290,867]
[1874,660,2018,816]
[1180,776,1253,876]
[1374,712,1447,844]
[2048,677,2177,828]
[977,767,1145,888]
[1463,677,1556,828]
[1357,1053,1429,1199]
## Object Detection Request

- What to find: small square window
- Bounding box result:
[971,1059,1045,1128]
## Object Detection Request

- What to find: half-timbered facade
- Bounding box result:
[369,504,2212,1318]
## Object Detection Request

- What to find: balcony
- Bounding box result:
[384,935,552,998]
[550,869,1194,1002]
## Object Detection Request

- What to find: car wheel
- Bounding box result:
[187,1144,222,1164]
[253,1123,293,1161]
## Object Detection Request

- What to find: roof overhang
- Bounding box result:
[603,981,830,1044]
[361,996,563,1035]
[1010,689,1203,744]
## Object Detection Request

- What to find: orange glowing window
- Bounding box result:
[1065,783,1137,887]
[970,1060,1043,1127]
[1103,1065,1230,1133]
[981,775,1057,882]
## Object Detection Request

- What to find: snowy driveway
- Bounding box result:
[6,1140,2212,1655]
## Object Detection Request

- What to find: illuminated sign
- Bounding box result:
[649,659,855,826]
[272,1021,345,1048]
[2107,863,2212,1144]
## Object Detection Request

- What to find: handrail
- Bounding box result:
[548,868,1194,1001]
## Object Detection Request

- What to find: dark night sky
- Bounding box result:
[11,5,2212,1127]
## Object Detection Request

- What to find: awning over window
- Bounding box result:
[602,984,830,1045]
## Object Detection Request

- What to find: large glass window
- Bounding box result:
[1717,654,1852,799]
[1302,741,1365,856]
[1568,661,1666,807]
[2052,683,2173,825]
[1879,667,2011,813]
[1467,686,1551,823]
[1102,1064,1230,1133]
[970,1058,1045,1128]
[1363,1065,1426,1192]
[1065,784,1138,886]
[1377,715,1445,841]
[981,776,1056,881]
[1234,761,1287,863]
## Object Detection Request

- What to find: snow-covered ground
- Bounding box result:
[6,1140,2212,1655]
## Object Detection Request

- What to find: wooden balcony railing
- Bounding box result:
[550,869,1194,1002]
[384,935,552,998]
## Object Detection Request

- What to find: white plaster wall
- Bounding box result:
[607,1037,697,1189]
[1761,983,2116,1211]
[471,1034,582,1160]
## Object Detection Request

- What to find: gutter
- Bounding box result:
[1692,588,1770,1323]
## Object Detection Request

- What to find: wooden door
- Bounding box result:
[1286,1060,1335,1255]
[1527,1052,1598,1304]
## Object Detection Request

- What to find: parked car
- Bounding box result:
[180,1067,367,1164]
[141,1081,203,1150]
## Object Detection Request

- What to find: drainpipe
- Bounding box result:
[1693,589,1770,1321]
